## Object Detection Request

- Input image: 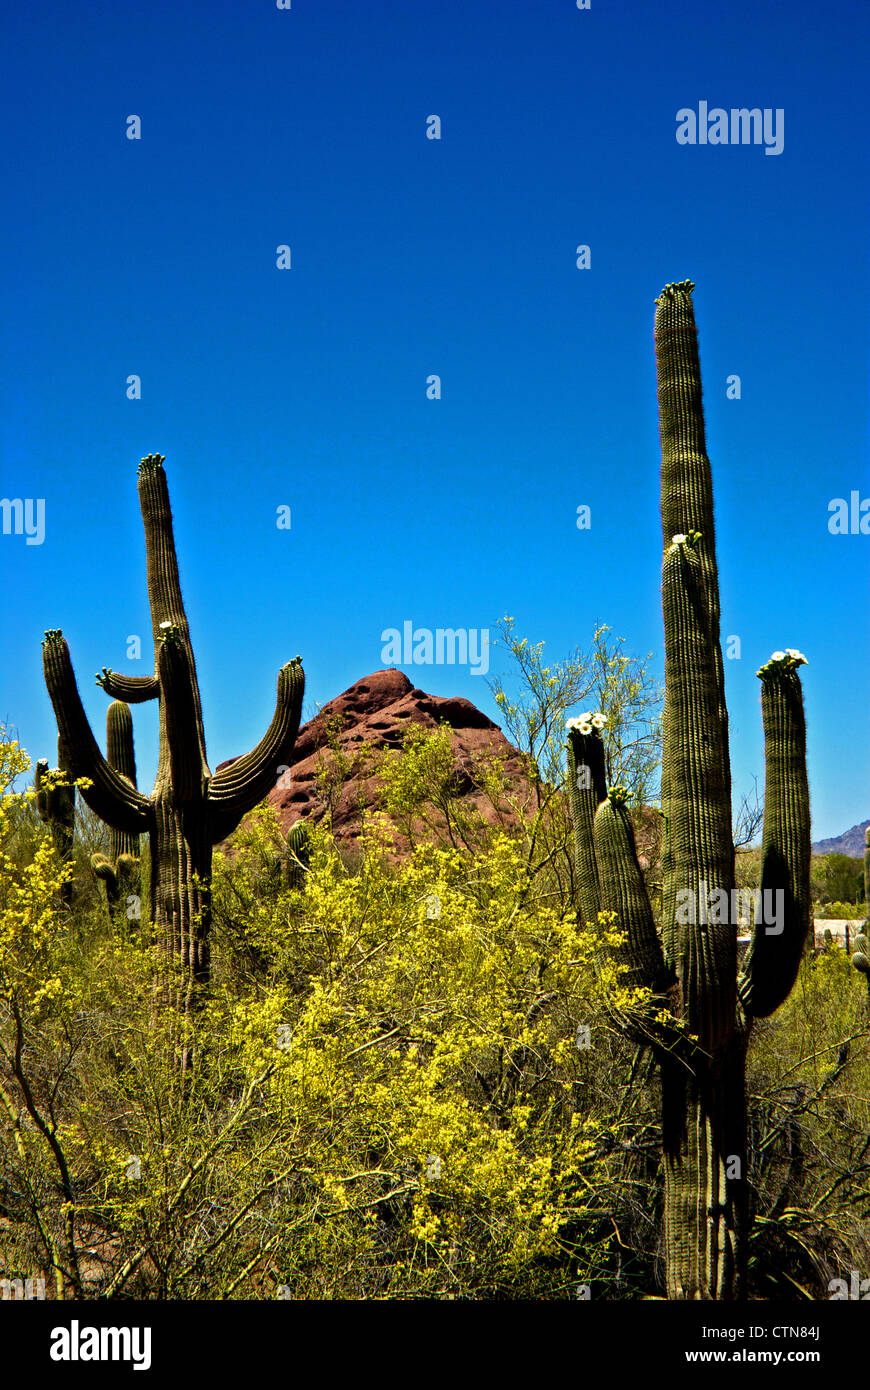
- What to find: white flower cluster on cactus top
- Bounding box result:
[757,649,809,678]
[565,712,607,735]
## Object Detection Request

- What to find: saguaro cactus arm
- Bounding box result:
[593,786,671,994]
[207,657,305,843]
[106,700,137,784]
[91,700,141,912]
[42,631,152,835]
[158,624,209,803]
[34,745,75,835]
[738,652,811,1018]
[96,670,160,703]
[566,719,608,928]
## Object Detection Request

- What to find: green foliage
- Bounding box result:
[813,853,864,907]
[488,616,662,807]
[2,719,868,1301]
[0,741,659,1300]
[815,901,865,921]
[747,949,870,1297]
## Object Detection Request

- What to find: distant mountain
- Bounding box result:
[812,821,869,859]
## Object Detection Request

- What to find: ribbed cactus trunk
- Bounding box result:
[105,701,139,866]
[656,282,741,1299]
[42,455,305,1037]
[567,283,811,1299]
[153,801,212,988]
[91,701,141,921]
[661,1039,747,1299]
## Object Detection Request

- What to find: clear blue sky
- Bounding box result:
[1,0,867,841]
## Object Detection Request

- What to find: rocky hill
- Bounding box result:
[218,668,533,855]
[218,668,665,867]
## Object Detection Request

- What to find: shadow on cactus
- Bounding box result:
[566,282,811,1300]
[41,455,305,1026]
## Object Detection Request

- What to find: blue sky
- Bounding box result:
[1,0,867,841]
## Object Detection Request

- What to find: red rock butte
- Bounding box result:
[217,668,532,853]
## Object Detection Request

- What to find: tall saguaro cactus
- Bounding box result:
[90,701,141,921]
[42,454,305,996]
[567,283,811,1299]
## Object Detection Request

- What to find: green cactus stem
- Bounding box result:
[35,737,76,905]
[90,701,142,921]
[42,454,305,1032]
[738,654,811,1017]
[567,284,811,1300]
[852,933,870,1004]
[284,820,311,891]
[565,720,607,929]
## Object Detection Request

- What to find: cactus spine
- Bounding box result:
[42,455,305,1019]
[35,737,76,905]
[567,283,811,1299]
[91,701,141,920]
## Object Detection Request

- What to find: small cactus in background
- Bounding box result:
[35,737,76,904]
[567,282,811,1300]
[848,830,870,1004]
[90,701,141,922]
[284,820,310,891]
[852,831,870,1008]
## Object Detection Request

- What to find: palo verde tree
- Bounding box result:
[42,454,305,996]
[567,282,811,1300]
